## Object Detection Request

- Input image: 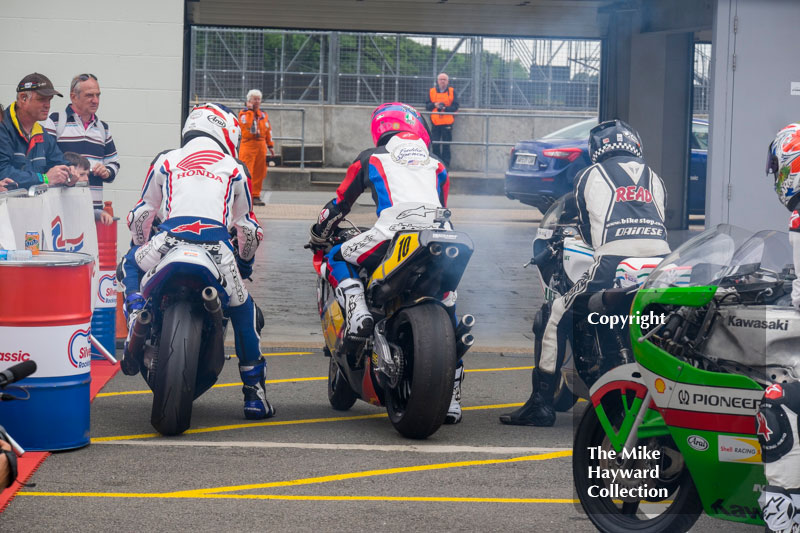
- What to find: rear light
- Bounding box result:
[542,148,582,162]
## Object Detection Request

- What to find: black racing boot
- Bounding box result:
[499,368,557,426]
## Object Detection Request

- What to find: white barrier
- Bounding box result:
[1,185,99,310]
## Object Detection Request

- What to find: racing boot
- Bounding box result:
[121,292,145,376]
[335,278,373,341]
[239,358,276,420]
[444,361,464,424]
[498,368,556,427]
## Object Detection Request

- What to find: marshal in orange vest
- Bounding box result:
[429,87,455,126]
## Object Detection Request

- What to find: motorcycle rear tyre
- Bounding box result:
[328,357,357,411]
[387,303,456,439]
[573,403,702,533]
[150,301,203,436]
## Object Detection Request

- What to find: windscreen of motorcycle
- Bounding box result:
[640,224,788,289]
[533,193,577,258]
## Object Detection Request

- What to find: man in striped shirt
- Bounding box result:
[43,73,120,208]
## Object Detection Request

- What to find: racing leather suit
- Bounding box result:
[312,131,449,286]
[755,213,800,532]
[126,136,264,365]
[538,155,670,375]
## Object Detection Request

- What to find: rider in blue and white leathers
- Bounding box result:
[125,103,275,420]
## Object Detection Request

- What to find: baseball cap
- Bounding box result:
[16,73,63,97]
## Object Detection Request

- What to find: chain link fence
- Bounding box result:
[189,27,602,111]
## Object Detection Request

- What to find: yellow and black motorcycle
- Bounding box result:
[310,209,474,439]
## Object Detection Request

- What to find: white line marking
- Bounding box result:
[261,191,272,205]
[92,440,570,455]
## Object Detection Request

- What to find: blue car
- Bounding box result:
[505,118,708,216]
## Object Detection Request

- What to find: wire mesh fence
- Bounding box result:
[190,27,603,111]
[693,42,712,115]
[190,27,712,115]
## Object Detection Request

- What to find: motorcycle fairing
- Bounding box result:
[140,244,228,305]
[562,236,594,284]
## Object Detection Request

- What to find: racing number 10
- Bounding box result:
[396,236,412,261]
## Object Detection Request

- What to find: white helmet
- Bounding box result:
[182,103,241,158]
[767,123,800,210]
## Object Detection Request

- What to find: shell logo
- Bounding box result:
[654,378,666,394]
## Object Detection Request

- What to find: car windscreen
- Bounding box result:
[541,118,597,140]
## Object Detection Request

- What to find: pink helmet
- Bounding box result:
[370,102,430,148]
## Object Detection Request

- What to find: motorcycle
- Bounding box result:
[123,237,238,436]
[310,208,475,439]
[573,224,799,532]
[527,193,662,409]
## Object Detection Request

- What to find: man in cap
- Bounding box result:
[0,73,71,189]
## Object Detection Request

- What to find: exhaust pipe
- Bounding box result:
[203,287,223,317]
[122,310,152,376]
[456,333,475,359]
[455,314,475,339]
[202,287,226,370]
[445,246,459,259]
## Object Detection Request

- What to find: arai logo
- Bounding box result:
[68,328,91,369]
[687,435,709,451]
[207,115,226,128]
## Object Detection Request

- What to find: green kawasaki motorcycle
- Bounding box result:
[573,224,800,532]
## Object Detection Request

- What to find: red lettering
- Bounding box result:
[615,185,653,203]
[0,351,31,362]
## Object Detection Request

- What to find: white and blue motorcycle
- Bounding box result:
[123,238,240,435]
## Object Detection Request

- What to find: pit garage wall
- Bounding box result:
[0,0,185,252]
[707,0,800,231]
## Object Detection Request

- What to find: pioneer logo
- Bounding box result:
[727,316,788,330]
[690,392,760,410]
[678,389,690,405]
[0,350,31,362]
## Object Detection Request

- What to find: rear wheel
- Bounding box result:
[150,301,202,436]
[327,357,357,411]
[386,303,456,439]
[573,396,702,533]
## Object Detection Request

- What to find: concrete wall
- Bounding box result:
[0,0,185,251]
[707,0,800,230]
[263,105,594,173]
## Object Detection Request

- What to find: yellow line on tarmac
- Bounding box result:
[96,366,532,398]
[465,366,533,373]
[95,377,326,398]
[168,449,571,496]
[17,492,577,504]
[90,403,525,442]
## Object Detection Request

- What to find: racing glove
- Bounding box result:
[237,256,254,280]
[308,224,331,252]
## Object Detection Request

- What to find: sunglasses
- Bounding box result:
[70,73,98,93]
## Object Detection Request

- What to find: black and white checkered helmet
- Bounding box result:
[589,119,643,163]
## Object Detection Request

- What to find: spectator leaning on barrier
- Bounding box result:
[425,72,459,168]
[63,151,113,225]
[0,73,71,189]
[0,105,13,192]
[44,73,120,209]
[238,89,274,206]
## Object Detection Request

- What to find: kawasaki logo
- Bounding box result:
[727,316,788,330]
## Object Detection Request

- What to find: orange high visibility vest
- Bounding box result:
[429,87,455,126]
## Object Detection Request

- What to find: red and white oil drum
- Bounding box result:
[0,251,94,450]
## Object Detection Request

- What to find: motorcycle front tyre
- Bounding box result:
[386,303,456,440]
[150,301,203,436]
[572,403,702,533]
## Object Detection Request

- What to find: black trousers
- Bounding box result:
[431,124,453,167]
